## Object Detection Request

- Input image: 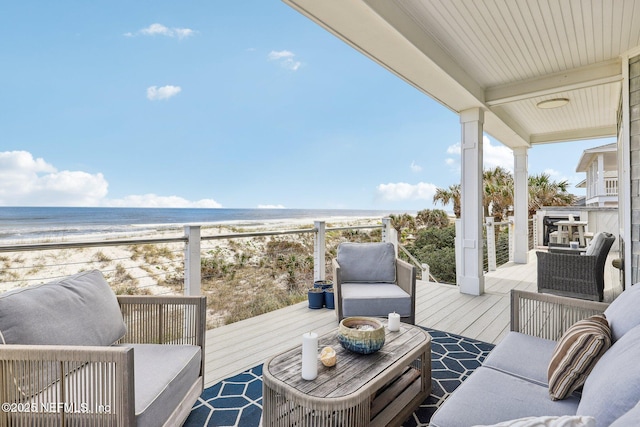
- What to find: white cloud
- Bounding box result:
[147,85,181,101]
[257,204,286,209]
[483,137,513,171]
[410,161,422,173]
[105,194,221,208]
[0,151,108,206]
[127,23,195,39]
[268,50,302,71]
[376,182,438,202]
[0,151,222,208]
[445,136,513,172]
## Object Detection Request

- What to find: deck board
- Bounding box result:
[204,249,622,387]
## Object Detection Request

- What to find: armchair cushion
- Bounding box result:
[585,232,609,256]
[340,283,411,317]
[336,242,396,283]
[0,269,126,346]
[116,344,202,426]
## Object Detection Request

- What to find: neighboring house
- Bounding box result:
[575,143,618,207]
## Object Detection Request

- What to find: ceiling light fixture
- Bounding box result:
[536,98,570,109]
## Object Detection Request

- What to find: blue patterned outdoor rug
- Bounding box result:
[183,328,494,427]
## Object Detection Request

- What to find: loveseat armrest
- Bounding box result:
[510,290,609,341]
[116,296,206,349]
[0,345,135,426]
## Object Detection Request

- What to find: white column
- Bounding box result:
[597,153,605,205]
[314,221,326,281]
[459,108,485,295]
[184,225,201,296]
[513,147,530,263]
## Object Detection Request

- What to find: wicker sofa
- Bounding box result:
[430,287,640,427]
[0,270,206,426]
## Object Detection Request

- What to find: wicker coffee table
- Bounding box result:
[262,323,431,427]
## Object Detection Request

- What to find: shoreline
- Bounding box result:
[0,215,386,246]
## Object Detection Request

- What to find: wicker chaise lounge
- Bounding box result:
[537,231,615,302]
[0,270,206,426]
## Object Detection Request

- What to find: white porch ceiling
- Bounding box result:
[282,0,640,149]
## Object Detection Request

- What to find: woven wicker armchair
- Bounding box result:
[537,231,615,302]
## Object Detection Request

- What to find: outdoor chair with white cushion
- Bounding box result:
[332,242,416,324]
[537,232,615,302]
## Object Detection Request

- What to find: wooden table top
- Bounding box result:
[262,323,430,399]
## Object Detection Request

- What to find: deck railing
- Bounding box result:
[0,216,529,294]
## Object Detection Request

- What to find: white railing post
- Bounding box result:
[532,215,538,248]
[486,217,497,272]
[184,225,201,296]
[508,215,515,262]
[382,217,398,256]
[314,221,326,281]
[455,219,462,286]
[422,263,430,282]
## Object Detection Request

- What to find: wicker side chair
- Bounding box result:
[537,231,615,302]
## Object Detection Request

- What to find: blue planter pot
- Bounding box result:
[324,288,335,309]
[313,280,333,290]
[308,288,324,309]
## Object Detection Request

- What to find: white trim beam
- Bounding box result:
[486,60,622,106]
[530,126,618,144]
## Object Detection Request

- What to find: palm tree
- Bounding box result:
[433,184,461,218]
[528,173,577,216]
[388,213,416,234]
[483,166,514,221]
[435,170,575,220]
[416,209,450,228]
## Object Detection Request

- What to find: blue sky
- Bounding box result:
[0,0,614,211]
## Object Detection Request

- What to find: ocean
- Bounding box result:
[0,207,398,242]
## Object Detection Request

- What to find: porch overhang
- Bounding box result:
[282,0,629,148]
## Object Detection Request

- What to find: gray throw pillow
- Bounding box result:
[0,269,126,346]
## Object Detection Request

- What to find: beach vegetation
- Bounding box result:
[93,251,111,264]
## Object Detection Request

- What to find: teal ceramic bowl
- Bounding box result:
[337,317,385,354]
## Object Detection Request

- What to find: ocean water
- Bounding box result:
[0,207,396,242]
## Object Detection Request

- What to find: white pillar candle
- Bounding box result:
[388,312,401,332]
[301,332,318,380]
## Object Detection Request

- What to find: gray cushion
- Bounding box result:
[337,242,396,283]
[116,344,201,427]
[0,270,126,346]
[341,283,411,317]
[430,366,580,427]
[483,332,557,387]
[604,283,640,342]
[610,402,640,427]
[577,324,640,426]
[584,232,609,256]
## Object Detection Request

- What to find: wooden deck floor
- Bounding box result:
[204,250,622,387]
